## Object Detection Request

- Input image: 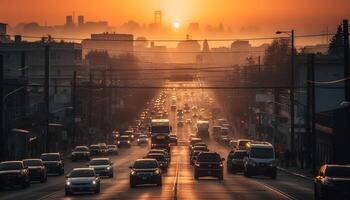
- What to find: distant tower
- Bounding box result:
[0,23,7,42]
[78,16,84,26]
[66,15,74,27]
[202,40,210,52]
[154,10,162,27]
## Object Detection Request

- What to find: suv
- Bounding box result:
[129,159,162,188]
[0,161,30,189]
[40,153,64,175]
[194,152,225,180]
[243,143,277,179]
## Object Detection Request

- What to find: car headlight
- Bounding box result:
[117,141,120,144]
[154,169,160,175]
[137,139,140,142]
[159,163,163,166]
[107,166,111,170]
[131,170,136,175]
[195,163,200,167]
[127,141,130,143]
[92,180,97,185]
[66,181,71,186]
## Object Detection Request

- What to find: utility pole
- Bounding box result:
[343,20,350,101]
[88,70,93,145]
[71,71,77,147]
[109,65,113,133]
[309,54,316,172]
[290,29,295,166]
[0,55,4,160]
[102,69,107,141]
[21,51,26,119]
[44,45,50,152]
[306,54,312,168]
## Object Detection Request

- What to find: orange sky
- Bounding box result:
[0,0,349,35]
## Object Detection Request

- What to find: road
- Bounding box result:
[0,81,314,200]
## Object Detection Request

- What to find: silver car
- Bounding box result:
[107,145,119,155]
[65,168,100,196]
[88,158,114,178]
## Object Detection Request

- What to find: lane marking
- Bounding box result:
[173,159,180,200]
[259,182,298,200]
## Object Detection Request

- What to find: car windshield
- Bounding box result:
[198,154,221,162]
[120,136,129,141]
[70,169,95,178]
[23,160,43,166]
[250,148,274,159]
[194,146,208,151]
[107,145,117,148]
[0,162,23,170]
[233,152,247,159]
[41,154,60,161]
[90,160,110,165]
[239,141,250,147]
[90,146,100,150]
[190,139,202,145]
[151,126,169,133]
[326,166,350,178]
[75,147,88,151]
[133,160,158,169]
[147,154,166,161]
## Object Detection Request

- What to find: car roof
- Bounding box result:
[23,159,42,161]
[1,161,23,164]
[199,152,219,156]
[41,153,60,155]
[249,143,273,148]
[91,158,110,161]
[147,153,165,157]
[135,158,158,162]
[75,145,88,148]
[73,167,94,171]
[326,164,350,168]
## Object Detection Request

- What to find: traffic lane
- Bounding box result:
[0,157,86,200]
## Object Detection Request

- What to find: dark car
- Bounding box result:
[88,158,114,178]
[118,135,131,147]
[71,146,90,161]
[129,159,162,188]
[190,145,209,157]
[40,153,64,175]
[0,161,30,189]
[23,159,47,182]
[228,150,247,174]
[169,134,178,146]
[194,152,224,180]
[190,150,202,165]
[145,153,168,172]
[90,145,102,156]
[189,138,203,151]
[148,149,171,162]
[314,164,350,200]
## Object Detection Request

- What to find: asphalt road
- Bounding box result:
[0,81,314,200]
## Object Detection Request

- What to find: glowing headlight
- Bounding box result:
[107,166,111,170]
[131,170,136,175]
[127,141,130,143]
[117,141,120,144]
[92,180,97,185]
[137,139,140,142]
[66,181,71,186]
[154,169,160,174]
[195,163,200,167]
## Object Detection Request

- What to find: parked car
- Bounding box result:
[194,152,224,180]
[88,158,114,178]
[65,168,100,196]
[0,161,30,189]
[23,159,47,182]
[71,146,90,161]
[107,145,119,155]
[40,153,64,175]
[129,159,162,188]
[228,150,247,174]
[314,164,350,200]
[243,142,277,179]
[145,153,169,172]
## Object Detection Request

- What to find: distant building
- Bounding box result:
[231,40,251,65]
[78,16,84,27]
[66,15,74,27]
[188,23,200,35]
[82,32,134,58]
[0,23,10,43]
[174,39,201,63]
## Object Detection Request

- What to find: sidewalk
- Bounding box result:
[277,166,315,181]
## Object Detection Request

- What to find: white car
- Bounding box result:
[107,145,119,155]
[89,158,114,178]
[65,168,100,196]
[137,134,149,145]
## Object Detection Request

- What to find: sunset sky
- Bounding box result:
[1,0,350,36]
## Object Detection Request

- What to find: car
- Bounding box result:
[71,146,91,161]
[88,158,114,178]
[229,140,238,150]
[65,168,100,196]
[99,145,108,156]
[148,149,171,162]
[169,134,178,145]
[40,153,64,175]
[137,134,149,145]
[243,143,277,179]
[171,105,176,111]
[118,135,131,147]
[177,120,184,127]
[229,150,248,174]
[90,145,102,156]
[190,145,209,157]
[186,119,192,124]
[189,138,203,150]
[0,161,30,189]
[23,159,47,183]
[314,164,350,200]
[129,159,162,188]
[145,153,169,172]
[194,152,225,180]
[188,133,198,141]
[236,139,252,150]
[122,130,135,141]
[107,145,119,155]
[190,150,202,165]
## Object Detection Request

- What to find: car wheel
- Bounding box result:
[65,190,71,196]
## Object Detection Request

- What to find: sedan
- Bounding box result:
[65,168,100,196]
[107,145,119,155]
[23,159,47,183]
[88,158,114,178]
[71,146,90,161]
[145,153,168,172]
[0,161,30,189]
[129,159,162,188]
